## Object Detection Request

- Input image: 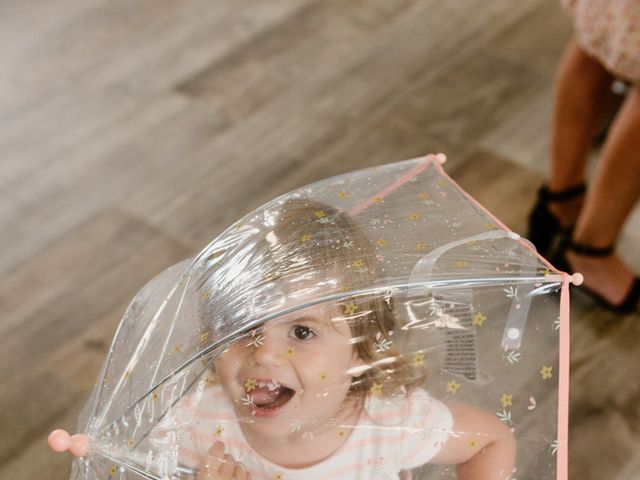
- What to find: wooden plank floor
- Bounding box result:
[1,1,639,479]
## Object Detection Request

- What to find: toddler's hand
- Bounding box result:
[197,441,250,480]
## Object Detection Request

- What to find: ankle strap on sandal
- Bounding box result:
[568,241,615,257]
[539,184,586,202]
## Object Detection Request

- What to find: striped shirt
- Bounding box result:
[156,385,452,480]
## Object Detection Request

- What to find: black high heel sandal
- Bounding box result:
[527,184,586,257]
[552,239,640,314]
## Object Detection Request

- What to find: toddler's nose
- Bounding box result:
[250,339,287,367]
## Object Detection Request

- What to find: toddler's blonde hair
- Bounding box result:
[267,198,427,398]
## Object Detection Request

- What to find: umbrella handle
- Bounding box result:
[48,429,89,457]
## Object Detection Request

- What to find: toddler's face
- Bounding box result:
[214,302,365,439]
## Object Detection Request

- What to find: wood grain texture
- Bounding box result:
[1,1,638,479]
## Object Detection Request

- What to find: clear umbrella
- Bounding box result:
[49,154,579,480]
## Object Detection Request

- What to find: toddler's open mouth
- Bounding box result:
[246,379,295,414]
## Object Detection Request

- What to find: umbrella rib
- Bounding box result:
[349,158,431,216]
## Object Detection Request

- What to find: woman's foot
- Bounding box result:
[527,184,585,256]
[565,250,639,310]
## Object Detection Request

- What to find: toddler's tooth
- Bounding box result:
[268,381,280,391]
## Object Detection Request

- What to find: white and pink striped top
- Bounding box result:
[159,385,452,480]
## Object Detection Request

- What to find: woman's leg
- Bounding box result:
[547,38,615,226]
[568,85,640,306]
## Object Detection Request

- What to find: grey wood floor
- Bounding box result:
[1,1,639,479]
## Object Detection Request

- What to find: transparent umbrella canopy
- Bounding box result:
[49,154,578,480]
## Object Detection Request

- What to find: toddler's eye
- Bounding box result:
[290,325,315,341]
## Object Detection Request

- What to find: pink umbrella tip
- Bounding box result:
[570,273,584,286]
[48,429,88,457]
[424,153,447,164]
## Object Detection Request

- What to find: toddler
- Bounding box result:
[48,197,517,479]
[164,199,516,480]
